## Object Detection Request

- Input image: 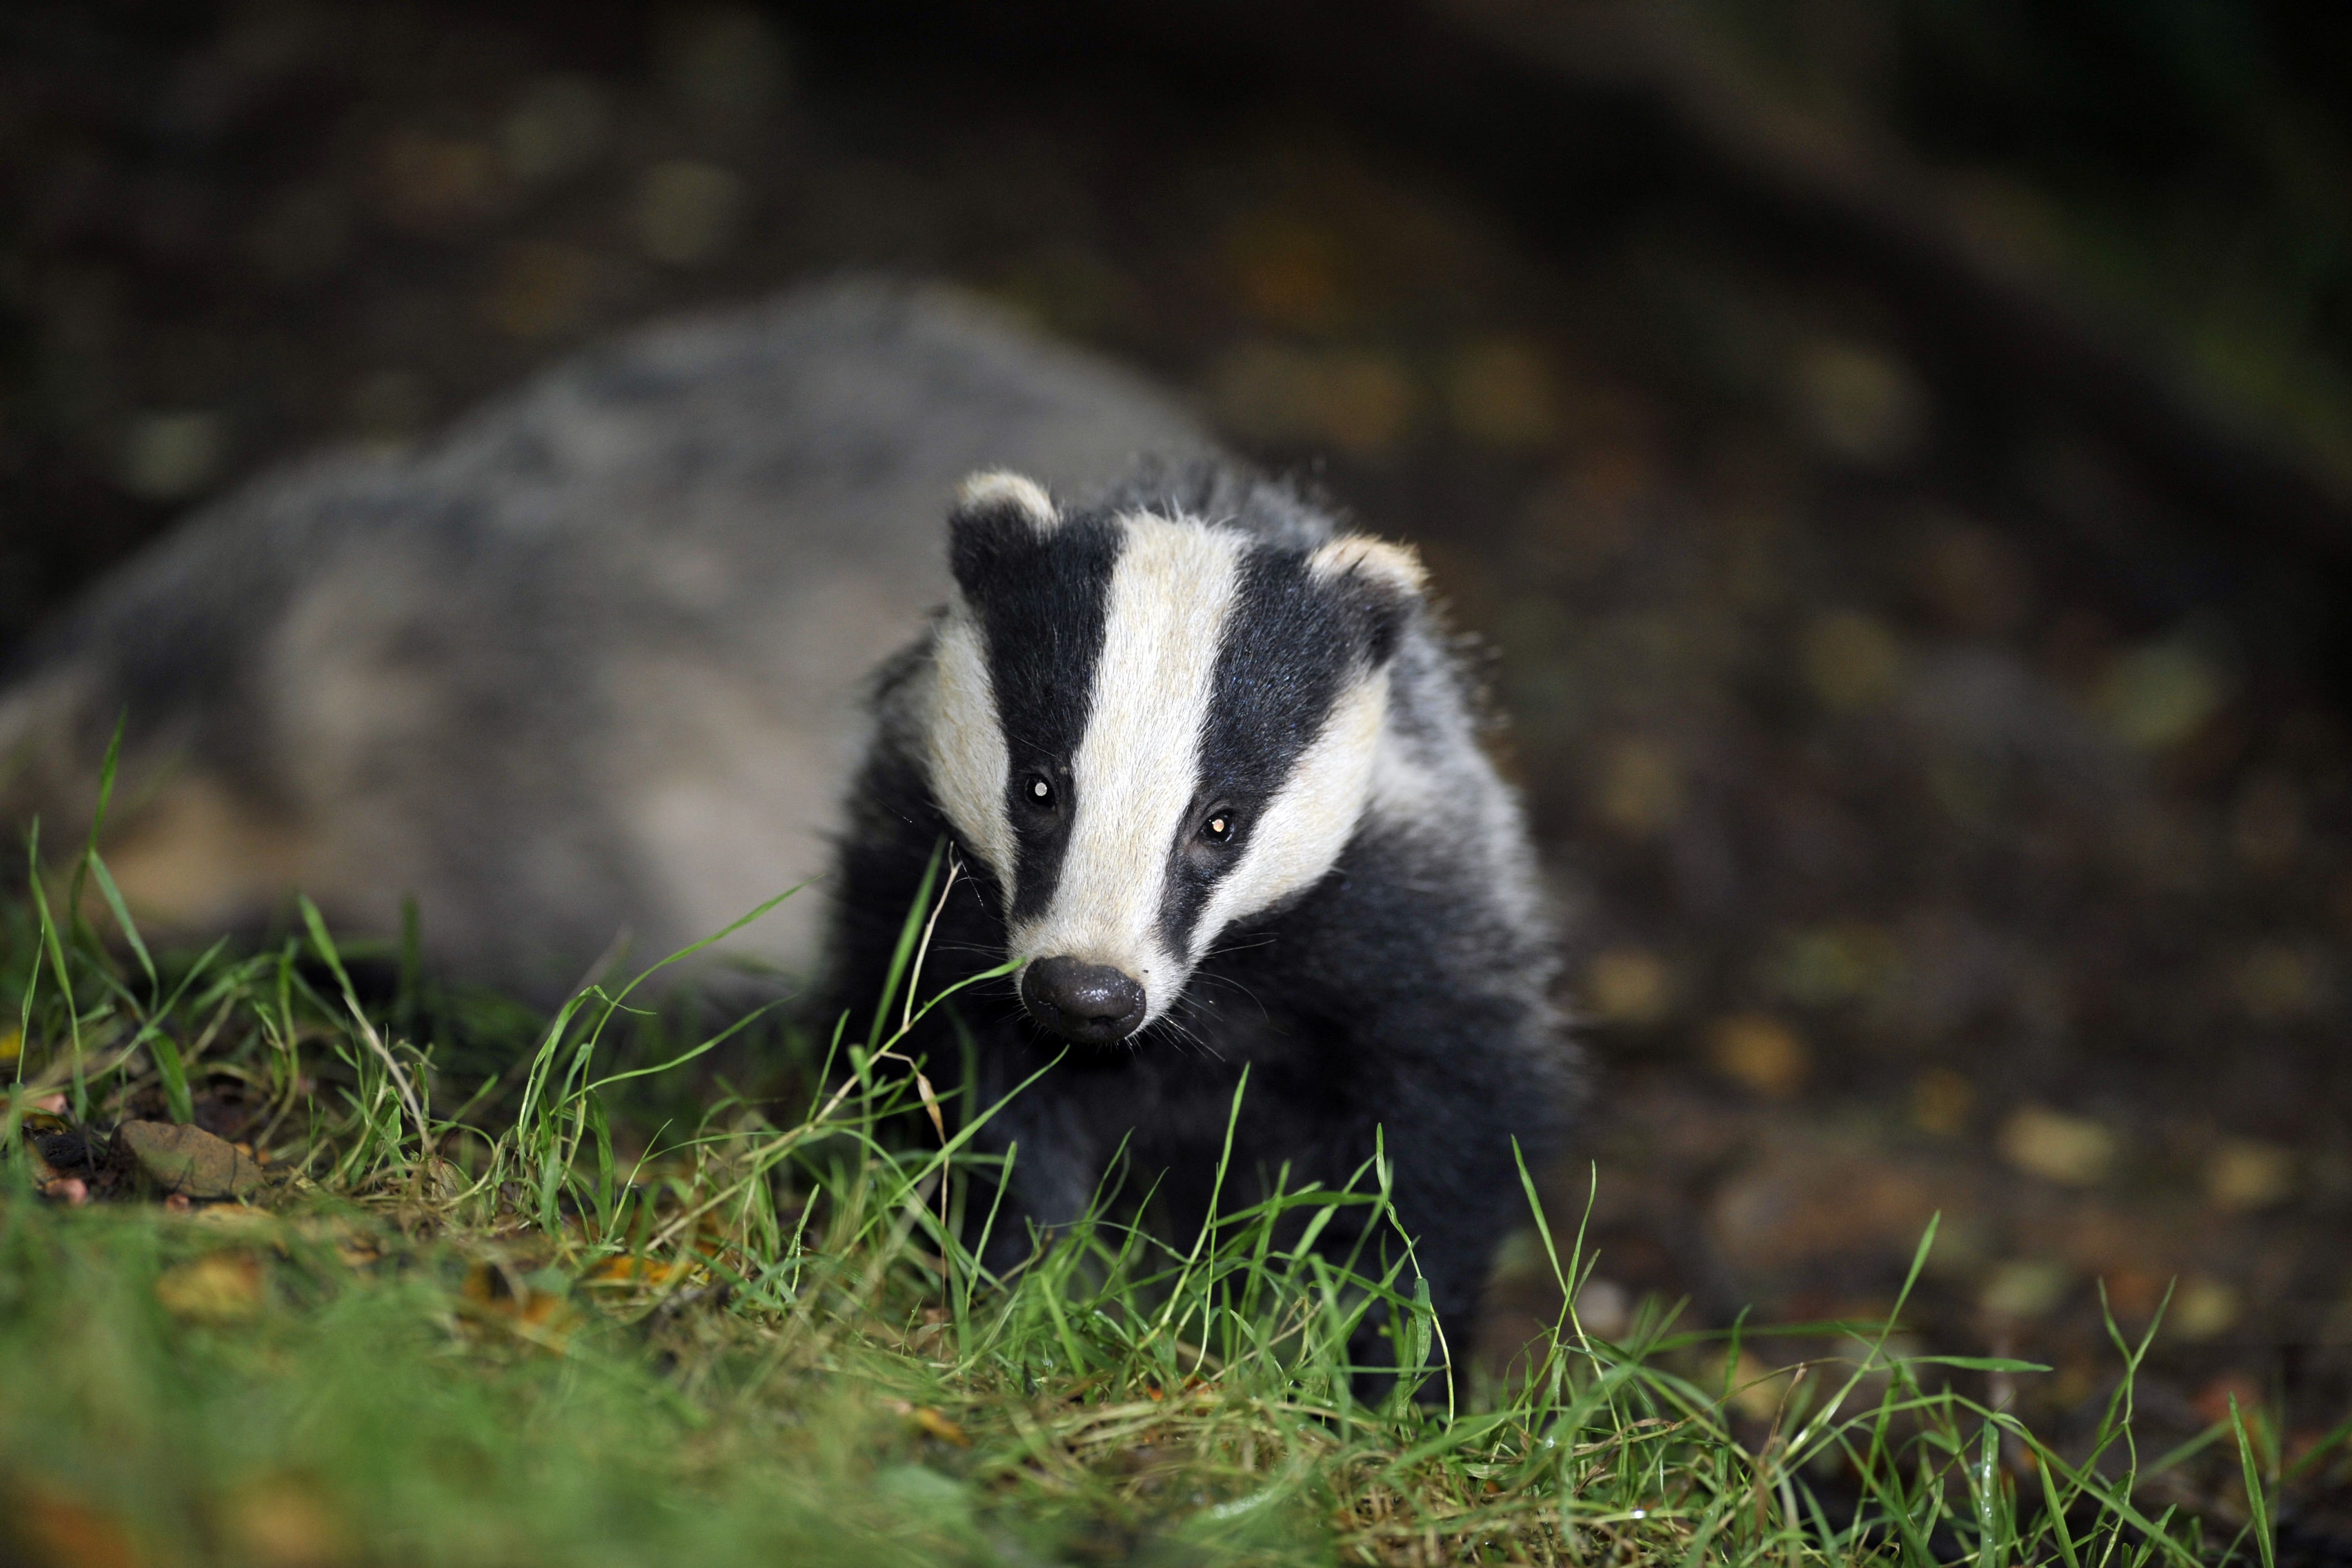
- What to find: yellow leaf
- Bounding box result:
[910,1407,969,1447]
[155,1252,264,1322]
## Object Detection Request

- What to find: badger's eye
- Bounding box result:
[1022,775,1056,810]
[1200,811,1234,844]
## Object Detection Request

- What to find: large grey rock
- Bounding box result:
[0,279,1210,999]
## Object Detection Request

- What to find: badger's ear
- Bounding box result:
[948,470,1059,591]
[1308,534,1425,665]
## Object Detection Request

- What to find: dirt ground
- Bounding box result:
[4,0,2349,1531]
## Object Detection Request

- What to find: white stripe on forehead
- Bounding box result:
[1008,514,1243,1014]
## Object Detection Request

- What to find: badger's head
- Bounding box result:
[923,470,1423,1045]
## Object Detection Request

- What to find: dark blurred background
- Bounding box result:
[5,0,2350,1525]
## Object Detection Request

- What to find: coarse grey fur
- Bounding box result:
[823,459,1576,1368]
[0,279,1210,1000]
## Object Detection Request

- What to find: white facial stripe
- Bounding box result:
[1191,667,1389,958]
[1009,514,1242,1021]
[923,596,1015,887]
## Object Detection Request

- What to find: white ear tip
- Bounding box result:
[955,470,1058,529]
[1308,534,1426,595]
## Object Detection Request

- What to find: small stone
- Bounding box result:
[1910,1068,1975,1136]
[2096,638,2227,750]
[1802,611,1907,710]
[1573,1277,1631,1339]
[121,410,226,501]
[1980,1259,2070,1319]
[2206,1140,2297,1212]
[635,160,745,266]
[2172,1276,2241,1341]
[2232,944,2326,1023]
[1592,736,1683,837]
[499,75,610,184]
[116,1119,268,1200]
[1586,946,1672,1026]
[1793,340,1928,466]
[1706,1014,1809,1099]
[1998,1105,2118,1185]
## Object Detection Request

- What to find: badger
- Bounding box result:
[1,277,1575,1360]
[823,461,1573,1358]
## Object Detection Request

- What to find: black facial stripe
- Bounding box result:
[1157,547,1361,956]
[954,513,1123,924]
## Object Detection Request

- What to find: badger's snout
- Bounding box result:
[1022,956,1147,1044]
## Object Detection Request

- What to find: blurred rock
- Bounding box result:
[120,411,225,501]
[2172,1276,2242,1341]
[1802,611,1907,709]
[1708,1138,1953,1272]
[2232,943,2329,1023]
[500,76,612,185]
[2096,637,2229,750]
[117,1120,266,1199]
[657,6,793,126]
[377,131,501,231]
[1792,339,1928,466]
[1592,735,1683,836]
[1706,1014,1809,1098]
[222,1475,354,1568]
[1444,338,1559,449]
[1980,1258,2071,1319]
[1910,1067,1975,1136]
[1771,922,1902,1008]
[1999,1105,2118,1185]
[1586,945,1673,1026]
[1914,518,2033,636]
[481,242,610,339]
[1574,1277,1631,1338]
[636,160,746,266]
[2205,1139,2297,1212]
[348,370,432,446]
[246,181,353,284]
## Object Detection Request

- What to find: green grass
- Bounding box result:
[0,817,2306,1566]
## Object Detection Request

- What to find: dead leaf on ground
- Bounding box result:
[155,1252,265,1322]
[11,1488,142,1568]
[910,1407,969,1446]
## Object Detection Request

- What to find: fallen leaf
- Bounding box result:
[1979,1259,2071,1319]
[155,1252,264,1322]
[2206,1140,2297,1212]
[222,1475,353,1568]
[1706,1014,1809,1099]
[16,1488,141,1568]
[1998,1105,2117,1185]
[909,1407,969,1446]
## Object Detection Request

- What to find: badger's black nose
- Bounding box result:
[1022,956,1147,1044]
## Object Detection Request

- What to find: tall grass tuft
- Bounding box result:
[0,828,2294,1565]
